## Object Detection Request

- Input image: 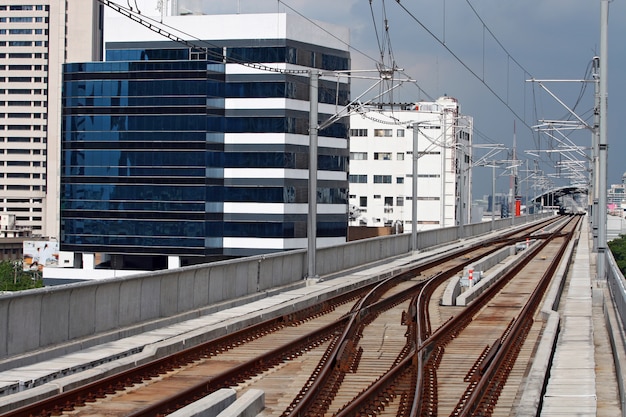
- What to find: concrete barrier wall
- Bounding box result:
[607,250,626,332]
[605,250,626,417]
[0,213,552,361]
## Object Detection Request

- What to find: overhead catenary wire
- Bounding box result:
[394,0,536,135]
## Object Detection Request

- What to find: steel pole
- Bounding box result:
[412,125,418,251]
[592,56,600,251]
[307,70,319,278]
[597,0,609,280]
[492,164,496,230]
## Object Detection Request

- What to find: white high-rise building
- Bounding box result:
[0,1,102,238]
[349,96,472,232]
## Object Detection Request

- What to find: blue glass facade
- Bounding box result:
[61,41,349,263]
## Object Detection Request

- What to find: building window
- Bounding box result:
[349,128,367,137]
[349,174,367,183]
[373,175,392,184]
[359,196,367,207]
[397,129,405,137]
[374,129,392,137]
[374,152,392,160]
[349,152,367,160]
[397,153,404,161]
[373,195,381,199]
[396,177,404,184]
[396,196,404,206]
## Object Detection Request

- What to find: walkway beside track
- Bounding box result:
[540,219,598,416]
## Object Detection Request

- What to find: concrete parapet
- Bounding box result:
[441,276,461,306]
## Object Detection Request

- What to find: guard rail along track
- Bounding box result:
[1,216,569,417]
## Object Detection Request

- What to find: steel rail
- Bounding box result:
[284,217,562,417]
[457,215,580,416]
[1,286,364,417]
[410,215,577,416]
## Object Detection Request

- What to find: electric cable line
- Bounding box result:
[394,0,536,135]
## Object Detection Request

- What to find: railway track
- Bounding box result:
[2,216,571,417]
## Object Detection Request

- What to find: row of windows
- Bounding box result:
[0,160,44,166]
[62,131,206,142]
[0,198,42,203]
[0,40,47,46]
[349,175,398,184]
[0,88,47,94]
[349,174,441,184]
[0,113,44,118]
[62,79,348,106]
[61,150,346,172]
[348,152,448,161]
[2,204,41,211]
[61,185,347,205]
[350,152,406,161]
[63,96,206,108]
[0,101,45,106]
[0,76,46,82]
[64,79,216,97]
[5,216,41,223]
[106,45,350,72]
[65,60,217,75]
[349,127,447,138]
[352,195,440,208]
[0,64,47,70]
[0,52,47,60]
[0,172,43,178]
[0,29,47,35]
[63,115,346,138]
[0,184,42,190]
[0,17,46,23]
[0,125,46,130]
[0,137,44,142]
[353,196,405,208]
[0,148,45,154]
[349,128,408,138]
[61,220,347,241]
[0,5,48,10]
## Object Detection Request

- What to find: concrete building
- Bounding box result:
[0,1,102,239]
[56,12,350,275]
[348,97,472,232]
[607,172,626,216]
[608,172,626,205]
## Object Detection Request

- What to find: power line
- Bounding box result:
[394,0,537,135]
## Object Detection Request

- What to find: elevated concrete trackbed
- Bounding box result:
[0,214,551,372]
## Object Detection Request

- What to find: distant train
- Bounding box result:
[558,206,587,215]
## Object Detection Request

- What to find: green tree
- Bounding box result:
[0,260,43,292]
[608,234,626,275]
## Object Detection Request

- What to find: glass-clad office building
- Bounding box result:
[61,13,350,268]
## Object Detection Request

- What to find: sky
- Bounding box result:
[118,0,625,199]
